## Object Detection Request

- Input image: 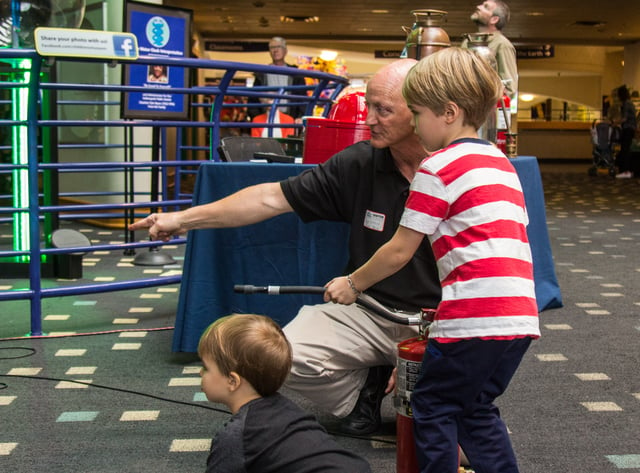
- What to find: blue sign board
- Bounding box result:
[122,1,192,120]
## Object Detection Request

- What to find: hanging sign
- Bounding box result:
[516,45,555,59]
[35,27,138,60]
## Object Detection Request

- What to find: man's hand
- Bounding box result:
[128,212,185,242]
[323,276,359,305]
[385,367,397,395]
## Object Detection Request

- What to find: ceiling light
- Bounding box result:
[371,10,389,14]
[319,50,338,61]
[520,94,536,102]
[280,15,319,23]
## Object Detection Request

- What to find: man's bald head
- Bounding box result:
[364,59,420,151]
[369,59,417,91]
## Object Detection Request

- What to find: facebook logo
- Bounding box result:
[113,35,137,57]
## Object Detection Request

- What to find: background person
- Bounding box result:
[199,313,371,473]
[249,36,307,121]
[129,58,442,437]
[325,47,539,473]
[614,85,638,178]
[251,98,296,138]
[462,0,518,101]
[462,0,519,148]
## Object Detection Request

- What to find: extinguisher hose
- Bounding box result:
[233,284,422,326]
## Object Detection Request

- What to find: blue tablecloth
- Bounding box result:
[515,156,564,314]
[173,156,562,352]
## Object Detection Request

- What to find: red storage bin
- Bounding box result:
[328,91,368,122]
[303,91,371,164]
[303,118,371,164]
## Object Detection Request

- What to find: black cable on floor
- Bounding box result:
[0,372,231,414]
[0,326,175,342]
[0,347,37,359]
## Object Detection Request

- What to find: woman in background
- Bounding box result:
[615,85,637,179]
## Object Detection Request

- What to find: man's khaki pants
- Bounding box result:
[283,302,419,417]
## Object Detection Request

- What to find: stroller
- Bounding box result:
[588,119,618,177]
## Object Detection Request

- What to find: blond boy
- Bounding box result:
[325,48,539,473]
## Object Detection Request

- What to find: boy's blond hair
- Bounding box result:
[198,314,292,396]
[402,47,503,130]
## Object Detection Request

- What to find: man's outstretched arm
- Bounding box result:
[128,182,293,241]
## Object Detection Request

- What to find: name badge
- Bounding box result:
[364,210,386,232]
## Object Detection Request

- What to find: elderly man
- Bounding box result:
[129,59,441,435]
[249,36,307,120]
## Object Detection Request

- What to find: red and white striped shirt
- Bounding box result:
[401,139,540,342]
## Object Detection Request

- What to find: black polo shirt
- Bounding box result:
[280,141,441,312]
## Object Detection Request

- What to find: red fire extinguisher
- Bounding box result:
[395,309,434,473]
[395,309,466,473]
[495,94,511,155]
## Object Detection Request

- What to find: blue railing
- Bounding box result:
[0,49,349,335]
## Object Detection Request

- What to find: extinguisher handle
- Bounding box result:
[233,284,422,326]
[355,292,423,326]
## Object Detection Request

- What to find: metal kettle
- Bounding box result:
[462,32,497,70]
[402,9,450,60]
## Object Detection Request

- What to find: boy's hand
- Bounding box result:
[323,276,358,305]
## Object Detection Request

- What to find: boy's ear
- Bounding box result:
[228,372,242,392]
[444,101,460,124]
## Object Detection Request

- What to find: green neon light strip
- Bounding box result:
[11,58,32,262]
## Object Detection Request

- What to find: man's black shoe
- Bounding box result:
[339,365,394,436]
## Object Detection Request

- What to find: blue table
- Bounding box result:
[173,156,562,352]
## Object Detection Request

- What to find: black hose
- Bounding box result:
[233,284,421,326]
[234,285,325,295]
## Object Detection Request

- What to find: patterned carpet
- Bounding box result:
[1,160,639,472]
